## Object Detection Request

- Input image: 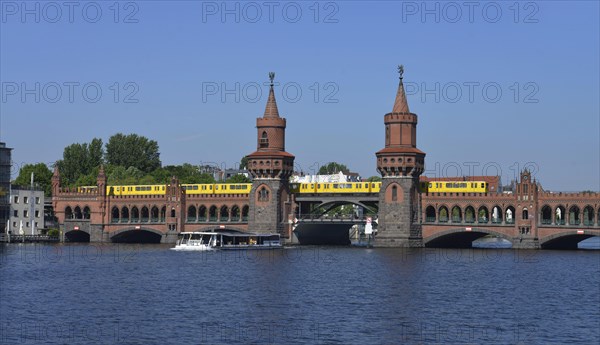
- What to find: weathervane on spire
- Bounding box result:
[398,65,404,80]
[269,72,275,86]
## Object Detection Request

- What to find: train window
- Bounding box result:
[428,183,432,188]
[193,185,198,190]
[481,183,484,188]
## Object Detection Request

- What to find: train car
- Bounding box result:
[316,182,374,193]
[370,182,381,193]
[426,181,488,193]
[181,184,214,195]
[77,186,98,193]
[107,185,166,196]
[213,183,252,195]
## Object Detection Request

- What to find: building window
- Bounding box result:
[23,210,28,217]
[12,222,16,228]
[13,196,18,204]
[35,197,40,204]
[35,210,39,218]
[391,185,397,201]
[23,197,28,204]
[259,131,269,148]
[13,210,17,217]
[26,222,29,227]
[522,209,528,220]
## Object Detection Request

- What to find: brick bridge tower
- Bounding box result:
[375,66,426,247]
[247,73,295,235]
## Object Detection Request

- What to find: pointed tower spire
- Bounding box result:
[392,65,410,114]
[263,72,280,118]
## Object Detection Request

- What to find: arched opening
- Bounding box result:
[505,206,515,224]
[111,229,162,244]
[477,206,489,224]
[131,207,140,223]
[541,234,598,250]
[220,206,229,221]
[465,206,475,223]
[160,206,166,222]
[491,206,502,223]
[74,206,83,220]
[65,230,90,242]
[82,206,91,220]
[569,206,580,225]
[258,187,269,202]
[65,206,73,220]
[425,206,436,223]
[438,206,449,223]
[198,206,207,222]
[451,206,462,223]
[141,206,149,222]
[187,206,197,222]
[121,207,130,223]
[583,206,594,226]
[150,206,159,223]
[209,206,217,222]
[541,205,552,224]
[111,206,120,223]
[231,205,240,222]
[555,206,565,225]
[426,229,512,249]
[522,209,529,220]
[260,131,269,148]
[242,205,249,221]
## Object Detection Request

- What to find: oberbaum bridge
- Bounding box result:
[52,68,600,249]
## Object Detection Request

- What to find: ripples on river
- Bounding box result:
[1,243,599,344]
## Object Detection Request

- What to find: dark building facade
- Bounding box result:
[0,142,12,233]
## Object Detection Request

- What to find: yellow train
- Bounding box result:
[290,182,381,194]
[106,183,252,196]
[419,181,488,193]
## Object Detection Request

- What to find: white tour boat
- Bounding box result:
[172,230,282,251]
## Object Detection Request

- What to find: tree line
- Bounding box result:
[13,133,250,196]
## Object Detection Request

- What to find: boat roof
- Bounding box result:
[179,231,279,237]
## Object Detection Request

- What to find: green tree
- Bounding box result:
[225,174,251,183]
[13,163,53,196]
[366,176,382,182]
[55,138,104,186]
[105,133,161,173]
[318,162,349,175]
[239,156,249,170]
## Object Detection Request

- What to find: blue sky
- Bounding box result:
[1,1,598,191]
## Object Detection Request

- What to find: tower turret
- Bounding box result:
[375,66,426,247]
[246,73,295,235]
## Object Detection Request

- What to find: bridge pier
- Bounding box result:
[512,237,540,249]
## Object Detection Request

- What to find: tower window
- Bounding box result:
[392,185,397,201]
[260,131,269,148]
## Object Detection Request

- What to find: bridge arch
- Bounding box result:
[425,227,513,248]
[540,231,599,250]
[65,206,73,219]
[111,206,119,223]
[491,205,502,223]
[477,206,489,224]
[83,206,91,220]
[451,205,462,223]
[231,205,240,222]
[568,206,580,225]
[555,205,566,224]
[308,200,377,217]
[220,205,229,221]
[541,205,552,224]
[198,205,207,222]
[74,206,83,219]
[505,205,515,224]
[438,205,449,223]
[121,206,130,223]
[582,205,594,226]
[464,205,475,223]
[110,227,164,243]
[188,205,197,222]
[425,205,436,222]
[65,229,90,242]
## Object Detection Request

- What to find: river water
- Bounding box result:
[1,243,598,345]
